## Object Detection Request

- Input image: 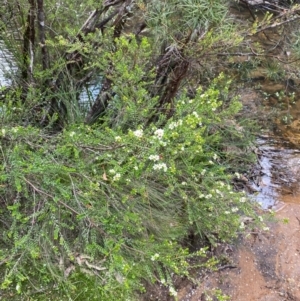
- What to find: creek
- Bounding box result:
[0,41,16,87]
[0,41,100,108]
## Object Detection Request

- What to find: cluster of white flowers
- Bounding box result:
[109,169,116,174]
[149,154,160,161]
[69,131,75,137]
[112,173,121,181]
[215,189,223,197]
[160,278,166,285]
[192,111,199,118]
[231,207,239,213]
[115,136,122,142]
[168,119,183,130]
[240,197,246,203]
[199,193,212,199]
[133,129,143,138]
[169,286,177,297]
[154,128,164,139]
[151,253,160,261]
[153,162,167,172]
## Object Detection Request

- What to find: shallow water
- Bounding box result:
[0,41,16,87]
[252,136,300,209]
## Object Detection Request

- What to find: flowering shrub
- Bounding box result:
[0,72,262,300]
[0,35,261,300]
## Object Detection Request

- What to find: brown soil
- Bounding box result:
[178,201,300,301]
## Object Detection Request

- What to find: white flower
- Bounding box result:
[240,222,245,229]
[181,182,187,186]
[224,211,230,215]
[240,197,246,203]
[201,169,206,175]
[133,129,143,138]
[153,163,168,172]
[154,129,164,139]
[134,166,138,170]
[151,253,159,261]
[115,136,122,142]
[231,207,239,213]
[69,131,75,137]
[234,172,240,179]
[213,153,218,160]
[109,169,116,174]
[215,189,223,196]
[209,160,214,165]
[168,122,177,130]
[149,154,160,161]
[263,227,270,231]
[113,173,121,181]
[205,194,212,199]
[258,216,263,222]
[192,111,199,118]
[169,287,177,297]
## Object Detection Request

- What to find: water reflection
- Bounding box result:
[253,137,300,209]
[79,77,102,110]
[0,41,16,87]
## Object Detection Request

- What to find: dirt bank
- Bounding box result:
[178,200,300,301]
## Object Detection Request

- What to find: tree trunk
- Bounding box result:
[22,0,36,84]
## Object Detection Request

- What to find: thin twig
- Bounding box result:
[77,144,125,151]
[23,177,79,215]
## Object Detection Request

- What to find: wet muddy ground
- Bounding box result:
[177,201,300,301]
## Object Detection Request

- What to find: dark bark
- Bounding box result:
[37,0,49,70]
[22,0,36,84]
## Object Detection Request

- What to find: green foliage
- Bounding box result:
[0,0,266,300]
[0,68,260,299]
